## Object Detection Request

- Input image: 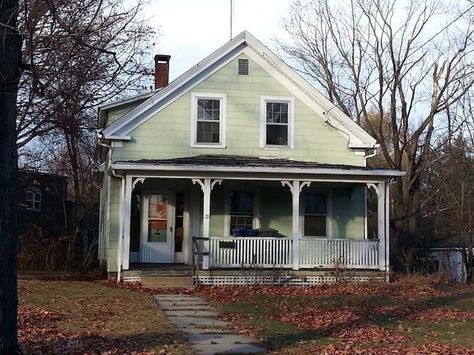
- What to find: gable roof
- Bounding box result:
[100,31,377,149]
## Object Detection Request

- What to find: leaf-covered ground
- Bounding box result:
[151,277,474,354]
[19,277,474,354]
[18,280,192,354]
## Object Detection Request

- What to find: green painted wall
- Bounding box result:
[111,53,365,165]
[106,103,139,127]
[106,177,122,272]
[209,185,225,236]
[331,186,365,239]
[259,186,292,237]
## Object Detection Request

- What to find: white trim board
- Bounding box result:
[111,162,404,178]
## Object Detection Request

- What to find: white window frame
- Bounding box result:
[190,92,227,148]
[300,190,332,238]
[260,96,294,149]
[26,186,42,212]
[224,187,260,237]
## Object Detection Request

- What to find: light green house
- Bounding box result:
[97,31,403,285]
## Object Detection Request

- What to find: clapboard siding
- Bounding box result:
[111,54,364,165]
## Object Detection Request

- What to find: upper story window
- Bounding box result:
[26,186,42,211]
[191,93,226,148]
[260,96,294,148]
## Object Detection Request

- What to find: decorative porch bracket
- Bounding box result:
[192,178,223,269]
[281,180,311,270]
[132,177,146,189]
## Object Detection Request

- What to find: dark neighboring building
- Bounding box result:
[17,170,69,237]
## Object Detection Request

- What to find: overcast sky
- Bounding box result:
[146,0,292,80]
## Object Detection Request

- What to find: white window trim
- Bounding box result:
[300,190,332,238]
[260,96,295,149]
[26,187,42,212]
[190,92,227,148]
[224,187,260,237]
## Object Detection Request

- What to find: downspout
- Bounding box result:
[364,144,379,166]
[385,178,396,282]
[98,132,125,284]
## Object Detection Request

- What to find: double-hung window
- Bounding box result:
[229,191,254,234]
[304,192,327,237]
[26,186,42,211]
[260,96,294,148]
[191,93,226,147]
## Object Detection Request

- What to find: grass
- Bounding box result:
[199,281,474,354]
[18,280,193,354]
[17,277,474,354]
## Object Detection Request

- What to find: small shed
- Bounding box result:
[429,248,467,283]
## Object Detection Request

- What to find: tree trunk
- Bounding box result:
[0,1,22,353]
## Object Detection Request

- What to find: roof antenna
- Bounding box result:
[230,0,234,40]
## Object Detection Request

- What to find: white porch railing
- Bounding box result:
[299,238,379,269]
[209,237,293,267]
[208,237,379,269]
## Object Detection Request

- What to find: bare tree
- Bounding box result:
[0,1,22,352]
[17,0,155,269]
[2,0,155,348]
[422,137,474,282]
[278,0,474,268]
[16,0,155,149]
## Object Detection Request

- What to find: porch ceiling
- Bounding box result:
[112,155,404,182]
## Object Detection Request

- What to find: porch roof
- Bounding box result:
[112,155,404,180]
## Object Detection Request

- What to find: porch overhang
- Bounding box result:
[110,155,405,182]
[112,155,402,280]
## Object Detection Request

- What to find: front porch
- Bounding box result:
[112,156,401,284]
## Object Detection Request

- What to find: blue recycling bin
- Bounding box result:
[232,227,257,237]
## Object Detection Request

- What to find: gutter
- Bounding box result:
[364,144,380,165]
[110,162,405,177]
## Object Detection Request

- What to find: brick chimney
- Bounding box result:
[154,54,171,89]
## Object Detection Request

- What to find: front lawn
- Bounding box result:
[188,277,474,354]
[18,280,192,354]
[18,277,474,354]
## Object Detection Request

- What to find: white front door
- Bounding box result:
[140,193,175,263]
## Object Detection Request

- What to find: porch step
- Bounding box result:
[141,276,195,288]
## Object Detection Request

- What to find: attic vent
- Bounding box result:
[238,58,249,75]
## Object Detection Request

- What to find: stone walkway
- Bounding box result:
[154,294,266,354]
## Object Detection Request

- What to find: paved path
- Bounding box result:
[154,294,266,354]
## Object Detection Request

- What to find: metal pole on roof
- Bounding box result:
[230,0,234,40]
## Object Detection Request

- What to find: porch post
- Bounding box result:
[192,178,222,270]
[117,176,125,282]
[282,180,311,270]
[122,175,133,270]
[377,181,390,278]
[384,182,390,280]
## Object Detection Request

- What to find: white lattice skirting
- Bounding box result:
[122,275,384,285]
[123,276,141,283]
[195,275,383,286]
